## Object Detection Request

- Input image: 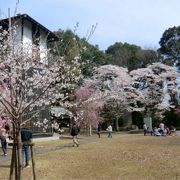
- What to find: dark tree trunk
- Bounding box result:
[115,117,119,131]
[9,122,22,180]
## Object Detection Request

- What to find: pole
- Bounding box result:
[30,143,36,180]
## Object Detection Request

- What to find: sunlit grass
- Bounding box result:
[0,134,180,180]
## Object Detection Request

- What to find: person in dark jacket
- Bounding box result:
[70,121,80,147]
[97,123,101,138]
[21,124,32,168]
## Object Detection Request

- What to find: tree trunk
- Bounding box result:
[30,144,37,180]
[17,129,22,180]
[115,117,119,131]
[9,124,16,180]
[89,125,92,136]
[9,122,23,180]
[9,145,14,180]
[9,124,18,180]
[14,143,18,180]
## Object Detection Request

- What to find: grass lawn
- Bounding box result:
[0,134,180,180]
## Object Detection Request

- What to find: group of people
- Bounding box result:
[70,122,113,147]
[143,122,176,136]
[97,124,113,138]
[1,115,113,167]
[52,117,113,148]
[3,111,108,170]
[0,120,32,169]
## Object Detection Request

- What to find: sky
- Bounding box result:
[1,0,180,51]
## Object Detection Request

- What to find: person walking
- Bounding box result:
[97,123,101,138]
[58,123,64,139]
[0,127,8,156]
[70,121,80,147]
[143,123,148,136]
[106,125,112,138]
[21,123,32,168]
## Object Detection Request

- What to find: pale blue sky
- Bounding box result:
[1,0,180,50]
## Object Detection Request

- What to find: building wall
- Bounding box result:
[40,29,48,64]
[2,17,52,134]
[18,19,48,61]
[23,19,32,56]
[14,20,22,45]
[21,20,50,134]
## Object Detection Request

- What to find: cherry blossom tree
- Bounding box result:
[74,86,104,135]
[130,62,178,120]
[83,65,145,130]
[0,23,82,179]
[82,63,178,129]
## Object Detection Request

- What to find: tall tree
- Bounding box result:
[50,29,110,76]
[83,65,145,130]
[0,24,82,179]
[159,26,180,66]
[130,63,177,119]
[83,63,178,129]
[106,42,159,71]
[74,86,104,135]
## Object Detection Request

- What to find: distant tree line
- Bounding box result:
[48,26,180,129]
[49,29,162,76]
[105,42,160,71]
[50,25,180,75]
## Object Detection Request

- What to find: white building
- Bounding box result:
[0,14,58,134]
[0,13,58,63]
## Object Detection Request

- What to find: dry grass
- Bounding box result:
[0,134,180,180]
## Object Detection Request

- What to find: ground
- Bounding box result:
[0,133,180,180]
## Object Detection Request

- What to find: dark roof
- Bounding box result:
[0,14,58,42]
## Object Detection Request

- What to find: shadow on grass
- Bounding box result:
[0,164,10,168]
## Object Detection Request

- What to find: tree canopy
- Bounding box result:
[0,24,83,179]
[82,65,145,129]
[106,42,159,71]
[79,62,178,129]
[159,26,180,66]
[130,63,177,114]
[49,29,110,76]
